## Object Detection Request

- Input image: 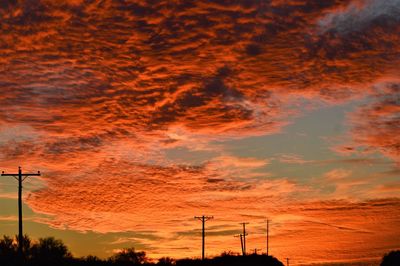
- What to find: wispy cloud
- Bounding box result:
[337,84,400,165]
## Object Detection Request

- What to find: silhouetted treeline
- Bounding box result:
[0,235,73,266]
[1,235,398,266]
[175,253,284,266]
[0,234,283,266]
[381,250,400,266]
[0,235,283,266]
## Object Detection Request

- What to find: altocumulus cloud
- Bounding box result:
[0,0,399,262]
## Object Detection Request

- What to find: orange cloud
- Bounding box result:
[0,0,399,264]
[342,84,400,165]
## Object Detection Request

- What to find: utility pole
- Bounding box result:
[266,219,270,256]
[239,222,249,255]
[194,215,213,260]
[252,248,261,255]
[1,167,41,258]
[234,234,244,256]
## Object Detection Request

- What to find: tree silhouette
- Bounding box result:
[381,250,400,266]
[0,234,33,265]
[81,255,109,266]
[175,253,284,266]
[111,247,149,265]
[30,237,72,266]
[17,234,32,256]
[157,257,175,265]
[0,235,17,266]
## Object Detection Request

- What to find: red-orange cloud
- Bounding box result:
[336,84,400,165]
[0,0,399,263]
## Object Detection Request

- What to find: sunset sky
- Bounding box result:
[0,0,399,265]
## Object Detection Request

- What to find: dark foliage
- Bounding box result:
[110,247,148,265]
[157,257,175,265]
[176,254,284,266]
[381,250,400,266]
[0,235,18,266]
[0,235,153,266]
[29,237,72,266]
[0,235,71,266]
[6,235,393,266]
[0,234,284,266]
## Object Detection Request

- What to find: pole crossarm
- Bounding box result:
[1,173,41,176]
[194,215,213,221]
[2,172,41,180]
[234,233,248,237]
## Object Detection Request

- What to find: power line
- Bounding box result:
[1,166,40,259]
[194,215,213,260]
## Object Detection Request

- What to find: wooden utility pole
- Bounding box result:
[1,167,41,257]
[252,248,261,255]
[194,215,213,260]
[239,222,249,255]
[234,234,245,255]
[266,219,270,256]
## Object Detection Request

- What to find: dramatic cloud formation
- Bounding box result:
[349,84,400,164]
[26,156,280,233]
[319,0,400,34]
[0,0,399,263]
[26,162,400,263]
